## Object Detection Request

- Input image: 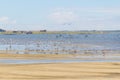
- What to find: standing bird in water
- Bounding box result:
[85,34,88,38]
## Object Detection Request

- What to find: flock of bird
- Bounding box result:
[0,34,119,57]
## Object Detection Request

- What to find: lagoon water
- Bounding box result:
[0,32,120,64]
[0,33,120,52]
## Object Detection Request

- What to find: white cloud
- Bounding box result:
[46,7,120,30]
[77,7,119,12]
[93,8,120,14]
[48,11,78,25]
[0,16,16,24]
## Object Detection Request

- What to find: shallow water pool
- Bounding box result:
[0,58,120,64]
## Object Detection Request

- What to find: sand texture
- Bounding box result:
[0,62,120,80]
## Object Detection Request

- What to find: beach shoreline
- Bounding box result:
[0,50,120,59]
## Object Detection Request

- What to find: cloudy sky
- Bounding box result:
[0,0,120,31]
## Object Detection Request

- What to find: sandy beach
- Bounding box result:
[0,62,120,80]
[0,53,120,80]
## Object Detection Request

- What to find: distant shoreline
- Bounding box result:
[0,30,119,35]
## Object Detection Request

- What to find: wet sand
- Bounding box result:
[0,53,75,59]
[0,62,120,80]
[0,51,120,60]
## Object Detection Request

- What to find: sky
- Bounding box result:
[0,0,120,31]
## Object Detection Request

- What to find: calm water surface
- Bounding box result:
[0,33,120,51]
[1,58,120,64]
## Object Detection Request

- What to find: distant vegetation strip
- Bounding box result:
[0,28,120,34]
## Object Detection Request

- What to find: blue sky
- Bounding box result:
[0,0,120,31]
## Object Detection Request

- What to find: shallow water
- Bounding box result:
[0,33,120,53]
[0,57,120,64]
